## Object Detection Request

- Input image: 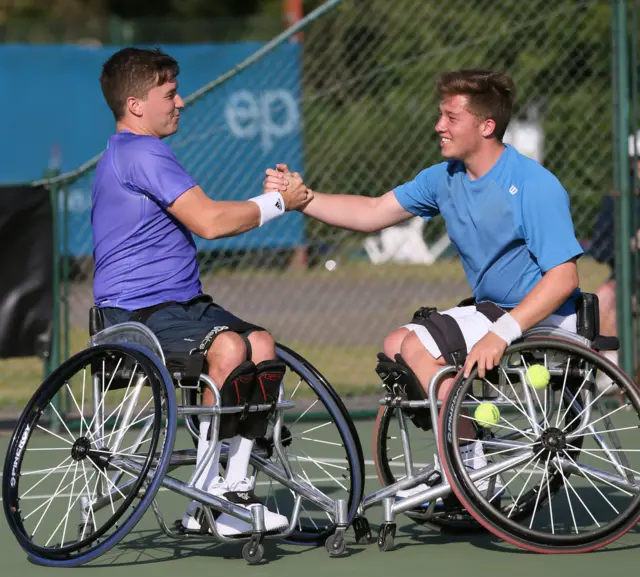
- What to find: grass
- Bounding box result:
[0,257,614,414]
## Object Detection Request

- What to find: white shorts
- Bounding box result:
[402,306,577,360]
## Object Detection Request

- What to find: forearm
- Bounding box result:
[204,201,261,239]
[509,261,580,332]
[302,191,407,233]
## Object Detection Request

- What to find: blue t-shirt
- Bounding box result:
[92,131,201,310]
[393,144,583,316]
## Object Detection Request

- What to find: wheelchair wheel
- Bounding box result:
[439,336,640,553]
[3,344,177,567]
[253,343,365,545]
[373,404,481,532]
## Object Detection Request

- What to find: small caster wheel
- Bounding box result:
[378,522,396,552]
[242,542,264,564]
[353,516,374,544]
[325,533,346,557]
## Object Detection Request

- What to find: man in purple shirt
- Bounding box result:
[93,47,310,536]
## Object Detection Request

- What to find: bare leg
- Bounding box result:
[400,332,476,442]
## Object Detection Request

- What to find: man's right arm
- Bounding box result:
[263,162,442,233]
[168,185,262,240]
[299,190,414,233]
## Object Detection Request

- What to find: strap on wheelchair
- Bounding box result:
[376,353,431,431]
[217,360,257,440]
[411,307,467,366]
[238,359,287,439]
[411,302,507,366]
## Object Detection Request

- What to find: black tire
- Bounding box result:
[3,344,177,567]
[273,343,365,545]
[439,336,640,553]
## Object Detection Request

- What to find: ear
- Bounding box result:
[126,95,143,118]
[481,118,496,139]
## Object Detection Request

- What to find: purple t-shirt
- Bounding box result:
[92,131,202,310]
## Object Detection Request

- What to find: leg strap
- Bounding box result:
[375,353,431,431]
[217,361,256,440]
[238,360,287,439]
[411,307,467,366]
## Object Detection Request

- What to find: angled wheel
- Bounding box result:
[253,344,365,546]
[439,336,640,553]
[3,344,177,567]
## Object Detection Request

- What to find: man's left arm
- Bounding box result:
[463,174,583,378]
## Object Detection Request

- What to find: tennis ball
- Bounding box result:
[474,402,500,428]
[525,364,550,390]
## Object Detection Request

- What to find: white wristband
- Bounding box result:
[249,192,285,226]
[489,313,522,345]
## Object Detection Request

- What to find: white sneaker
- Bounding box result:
[180,476,228,532]
[395,442,504,507]
[181,477,289,537]
[395,464,442,508]
[460,441,505,501]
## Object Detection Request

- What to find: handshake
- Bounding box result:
[262,163,314,212]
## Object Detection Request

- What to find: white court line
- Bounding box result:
[0,475,382,503]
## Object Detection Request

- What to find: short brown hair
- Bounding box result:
[99,47,180,120]
[436,69,516,141]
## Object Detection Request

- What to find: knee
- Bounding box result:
[206,331,247,379]
[597,280,616,312]
[399,331,430,368]
[383,328,409,358]
[247,330,276,363]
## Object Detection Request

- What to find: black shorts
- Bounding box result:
[100,295,265,360]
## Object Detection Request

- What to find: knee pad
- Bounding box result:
[217,360,256,440]
[238,359,287,440]
[375,353,431,431]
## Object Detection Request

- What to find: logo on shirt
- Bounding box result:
[509,185,518,195]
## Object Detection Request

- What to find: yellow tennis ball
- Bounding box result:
[474,402,500,428]
[526,364,550,390]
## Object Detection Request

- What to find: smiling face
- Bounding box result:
[435,94,496,161]
[130,79,184,139]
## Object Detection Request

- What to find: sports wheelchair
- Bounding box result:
[2,307,365,567]
[360,293,640,553]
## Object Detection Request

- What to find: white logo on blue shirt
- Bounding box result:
[509,185,518,195]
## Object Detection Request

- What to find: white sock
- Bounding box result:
[460,440,487,471]
[194,419,222,491]
[604,350,619,366]
[225,435,254,487]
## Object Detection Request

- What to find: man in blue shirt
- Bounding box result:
[264,69,583,500]
[93,47,311,536]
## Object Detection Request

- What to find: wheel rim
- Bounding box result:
[3,345,171,561]
[440,337,640,551]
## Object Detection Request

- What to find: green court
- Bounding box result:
[2,418,640,577]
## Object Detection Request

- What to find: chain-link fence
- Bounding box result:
[0,0,629,418]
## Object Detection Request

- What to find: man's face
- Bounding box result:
[435,94,489,160]
[138,79,184,138]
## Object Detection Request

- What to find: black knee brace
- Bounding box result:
[217,360,256,440]
[375,353,431,431]
[238,359,287,439]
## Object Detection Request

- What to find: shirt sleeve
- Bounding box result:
[392,162,445,220]
[126,138,197,208]
[522,172,584,272]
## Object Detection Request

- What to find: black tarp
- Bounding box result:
[0,185,53,358]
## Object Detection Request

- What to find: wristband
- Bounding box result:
[489,313,522,345]
[249,192,285,226]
